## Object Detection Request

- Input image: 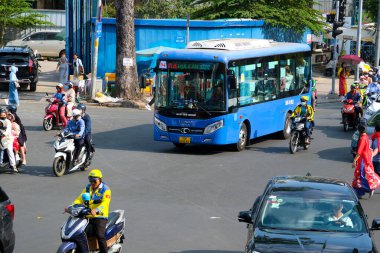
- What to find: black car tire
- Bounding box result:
[30,82,37,92]
[173,143,186,148]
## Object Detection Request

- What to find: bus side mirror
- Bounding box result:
[228,69,237,90]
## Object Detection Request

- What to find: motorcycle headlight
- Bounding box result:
[154,117,167,132]
[204,120,223,135]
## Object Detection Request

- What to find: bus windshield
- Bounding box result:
[156,61,226,112]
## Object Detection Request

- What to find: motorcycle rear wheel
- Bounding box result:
[43,118,53,131]
[53,156,66,177]
[289,132,298,154]
[343,117,348,132]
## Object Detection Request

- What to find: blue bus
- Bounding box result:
[153,39,312,150]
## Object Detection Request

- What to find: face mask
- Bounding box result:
[0,117,6,120]
[301,102,307,106]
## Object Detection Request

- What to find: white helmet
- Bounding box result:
[72,109,81,117]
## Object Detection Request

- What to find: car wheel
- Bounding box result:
[30,82,37,91]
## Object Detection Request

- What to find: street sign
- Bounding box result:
[96,22,102,39]
[123,58,133,67]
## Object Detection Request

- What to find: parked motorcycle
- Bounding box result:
[341,99,359,132]
[289,116,311,154]
[57,193,125,253]
[53,132,91,177]
[43,94,70,131]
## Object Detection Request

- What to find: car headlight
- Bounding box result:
[154,117,167,132]
[204,120,223,134]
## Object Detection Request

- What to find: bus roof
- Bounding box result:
[157,39,311,63]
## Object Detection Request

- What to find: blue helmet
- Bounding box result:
[81,193,91,202]
[77,103,86,112]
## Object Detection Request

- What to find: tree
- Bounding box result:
[135,0,189,19]
[0,0,50,45]
[363,0,379,22]
[115,0,140,99]
[190,0,324,34]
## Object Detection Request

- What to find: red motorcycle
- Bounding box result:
[341,99,359,132]
[43,96,69,131]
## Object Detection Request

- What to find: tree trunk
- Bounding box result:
[115,0,140,99]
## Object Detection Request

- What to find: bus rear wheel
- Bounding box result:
[235,123,247,151]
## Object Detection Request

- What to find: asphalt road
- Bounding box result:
[0,101,379,253]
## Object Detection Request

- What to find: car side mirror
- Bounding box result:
[227,69,237,90]
[371,219,380,230]
[238,210,252,224]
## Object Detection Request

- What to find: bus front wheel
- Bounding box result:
[235,123,248,151]
[281,113,292,139]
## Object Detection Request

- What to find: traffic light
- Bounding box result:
[332,21,344,38]
[338,0,346,22]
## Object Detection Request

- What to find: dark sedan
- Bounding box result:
[238,175,380,253]
[0,187,15,253]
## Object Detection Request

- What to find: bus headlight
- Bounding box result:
[204,120,223,134]
[154,117,167,132]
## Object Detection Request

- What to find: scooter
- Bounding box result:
[57,193,125,253]
[0,138,22,173]
[43,93,70,131]
[289,116,311,154]
[341,99,359,132]
[53,132,91,177]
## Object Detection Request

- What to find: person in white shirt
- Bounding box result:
[0,109,17,172]
[327,202,353,228]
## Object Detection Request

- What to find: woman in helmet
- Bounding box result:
[291,96,314,144]
[54,83,68,127]
[63,108,85,164]
[64,81,76,118]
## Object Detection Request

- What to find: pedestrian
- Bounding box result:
[337,62,350,98]
[56,53,69,84]
[145,71,156,111]
[8,66,19,106]
[72,53,84,100]
[372,124,380,176]
[0,109,17,172]
[352,123,380,198]
[7,105,27,166]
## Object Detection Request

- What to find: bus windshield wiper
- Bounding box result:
[192,101,212,116]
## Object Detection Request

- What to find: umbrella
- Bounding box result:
[136,46,177,56]
[339,55,364,65]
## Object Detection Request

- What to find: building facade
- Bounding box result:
[33,0,65,10]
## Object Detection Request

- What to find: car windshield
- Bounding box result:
[0,53,28,65]
[156,61,226,111]
[258,188,366,233]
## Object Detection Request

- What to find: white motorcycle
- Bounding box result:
[53,132,91,177]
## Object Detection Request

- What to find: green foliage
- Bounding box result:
[134,0,189,19]
[190,0,325,34]
[363,0,379,22]
[0,0,51,45]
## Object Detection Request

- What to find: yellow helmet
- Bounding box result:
[89,169,103,179]
[300,96,309,102]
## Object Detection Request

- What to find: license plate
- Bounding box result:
[179,137,191,144]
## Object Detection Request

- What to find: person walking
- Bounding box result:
[7,105,27,166]
[56,53,69,84]
[352,123,380,198]
[372,124,380,176]
[338,62,350,98]
[8,66,19,106]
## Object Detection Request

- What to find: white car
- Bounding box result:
[6,30,65,58]
[364,93,380,121]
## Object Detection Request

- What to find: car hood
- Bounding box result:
[252,228,374,252]
[5,40,23,46]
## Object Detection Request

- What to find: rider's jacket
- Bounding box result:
[54,92,66,104]
[73,182,111,219]
[64,119,85,139]
[345,91,362,103]
[366,83,380,94]
[291,104,314,121]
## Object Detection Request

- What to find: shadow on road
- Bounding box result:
[317,147,352,163]
[317,125,355,140]
[246,146,289,154]
[169,251,242,253]
[18,165,55,177]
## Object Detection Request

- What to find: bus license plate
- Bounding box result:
[179,137,191,143]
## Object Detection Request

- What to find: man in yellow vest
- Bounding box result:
[66,169,111,253]
[291,96,314,144]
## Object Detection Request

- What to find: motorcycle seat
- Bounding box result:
[106,211,120,228]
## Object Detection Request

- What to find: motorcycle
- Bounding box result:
[53,132,92,177]
[341,99,359,132]
[43,94,70,131]
[57,193,125,253]
[289,116,311,154]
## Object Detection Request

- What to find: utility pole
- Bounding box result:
[90,0,102,99]
[331,0,340,95]
[374,0,380,68]
[355,0,363,80]
[186,12,190,45]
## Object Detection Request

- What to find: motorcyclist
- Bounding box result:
[64,81,76,118]
[77,104,94,163]
[63,109,85,165]
[65,169,111,253]
[344,83,363,118]
[7,105,27,166]
[0,109,17,172]
[291,96,314,144]
[366,79,380,95]
[54,83,67,127]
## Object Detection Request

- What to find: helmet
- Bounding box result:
[6,105,17,114]
[89,169,102,179]
[72,109,81,117]
[77,104,86,112]
[300,96,309,102]
[56,83,63,89]
[351,84,357,89]
[353,80,359,84]
[0,108,7,115]
[65,81,73,87]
